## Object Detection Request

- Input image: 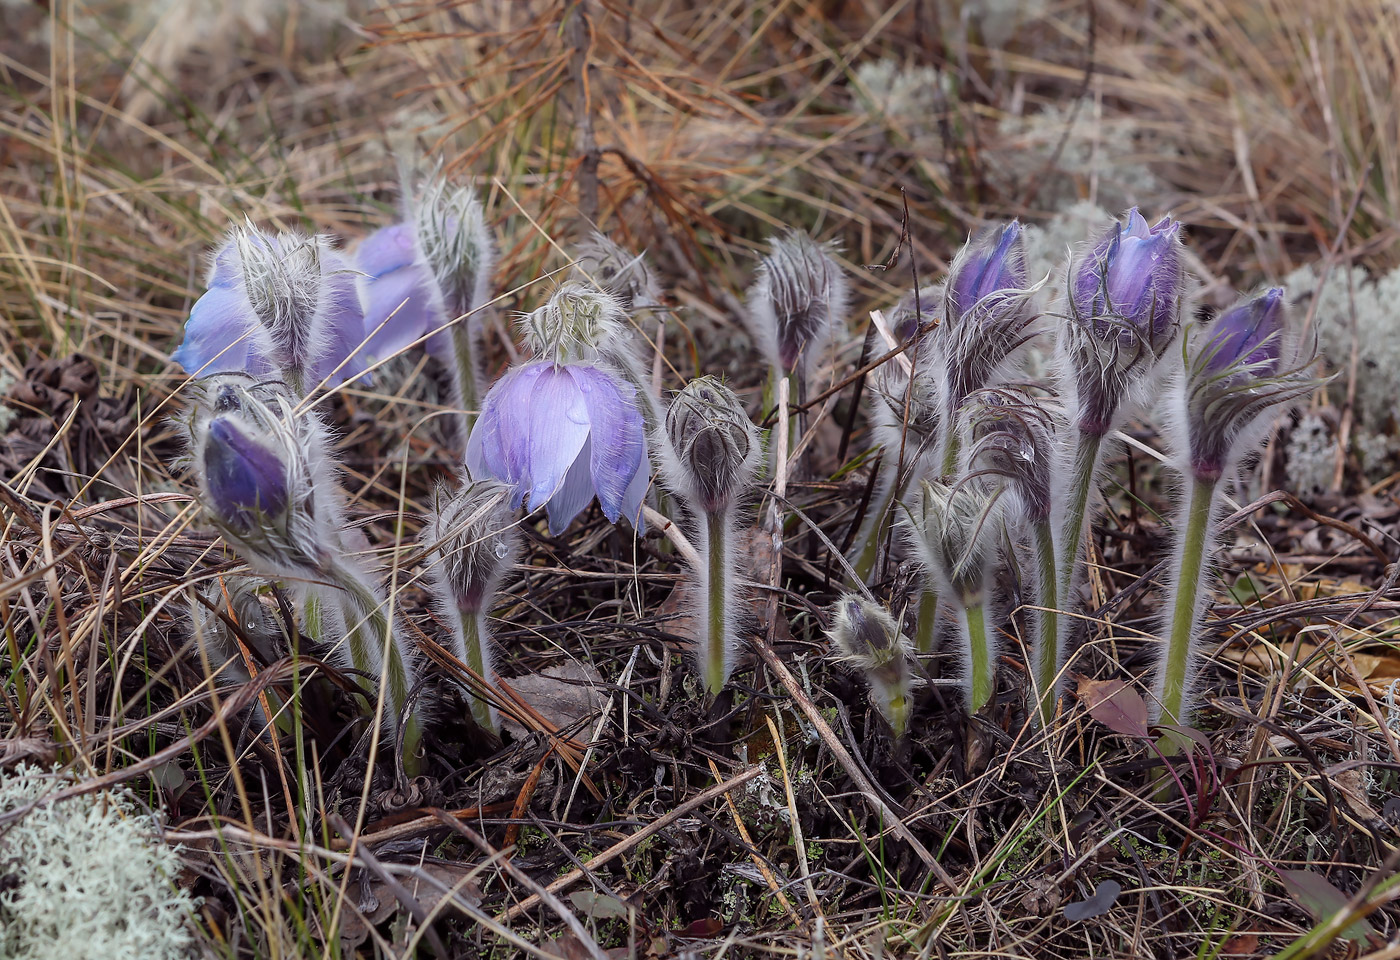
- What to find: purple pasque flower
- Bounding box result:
[1072,207,1182,347]
[203,416,289,534]
[466,361,648,535]
[1201,286,1284,376]
[945,221,1027,327]
[1182,287,1319,482]
[171,227,368,387]
[356,175,494,366]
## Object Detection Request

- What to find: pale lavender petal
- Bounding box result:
[314,270,371,385]
[357,224,442,363]
[524,365,591,510]
[568,365,643,523]
[546,438,597,534]
[470,363,549,506]
[1123,206,1149,238]
[171,285,267,376]
[618,434,649,533]
[357,223,417,278]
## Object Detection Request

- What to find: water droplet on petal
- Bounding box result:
[493,539,508,559]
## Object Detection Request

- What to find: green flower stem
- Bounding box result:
[963,600,994,713]
[700,508,730,694]
[328,560,423,774]
[1031,519,1060,727]
[912,585,938,657]
[458,608,497,734]
[449,322,481,438]
[1159,475,1217,728]
[1057,430,1103,601]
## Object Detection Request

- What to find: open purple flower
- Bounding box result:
[171,229,368,388]
[356,177,493,366]
[466,361,647,535]
[1072,207,1182,346]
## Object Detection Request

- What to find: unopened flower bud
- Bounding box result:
[1202,286,1284,376]
[828,594,918,738]
[1184,287,1318,483]
[904,478,1002,603]
[413,173,495,322]
[747,229,849,378]
[945,221,1027,327]
[203,417,289,535]
[663,377,761,514]
[967,391,1054,525]
[1071,207,1182,349]
[423,479,520,614]
[518,282,629,365]
[575,232,663,312]
[887,285,940,345]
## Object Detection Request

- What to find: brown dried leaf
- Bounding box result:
[1073,676,1149,738]
[499,663,605,739]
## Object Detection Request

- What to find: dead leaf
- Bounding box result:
[1074,676,1149,738]
[570,889,629,920]
[499,663,605,739]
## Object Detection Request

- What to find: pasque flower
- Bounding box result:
[467,361,648,535]
[901,478,1005,712]
[748,229,848,381]
[1064,208,1184,437]
[182,376,424,769]
[1156,287,1322,727]
[172,225,368,392]
[422,478,520,734]
[828,595,919,738]
[357,169,495,433]
[658,377,762,693]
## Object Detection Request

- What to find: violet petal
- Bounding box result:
[569,365,644,523]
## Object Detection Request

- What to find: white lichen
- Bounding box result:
[991,99,1167,214]
[1283,413,1334,496]
[0,765,198,960]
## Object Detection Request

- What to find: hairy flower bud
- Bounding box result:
[423,479,520,614]
[518,282,630,365]
[1071,207,1182,346]
[747,229,849,379]
[575,232,663,312]
[966,390,1054,525]
[413,173,494,322]
[203,418,289,535]
[887,284,941,345]
[1181,287,1319,483]
[1062,208,1186,436]
[903,478,1002,604]
[663,377,761,514]
[828,594,918,737]
[945,221,1027,328]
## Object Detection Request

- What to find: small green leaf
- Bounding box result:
[1277,869,1376,943]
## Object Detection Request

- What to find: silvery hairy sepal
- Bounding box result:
[939,221,1039,415]
[1179,287,1321,484]
[1063,208,1185,436]
[519,282,631,366]
[171,224,368,390]
[887,284,941,347]
[747,229,849,382]
[422,478,520,733]
[575,232,663,312]
[828,594,920,738]
[663,377,762,514]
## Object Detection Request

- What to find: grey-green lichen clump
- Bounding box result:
[0,765,198,960]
